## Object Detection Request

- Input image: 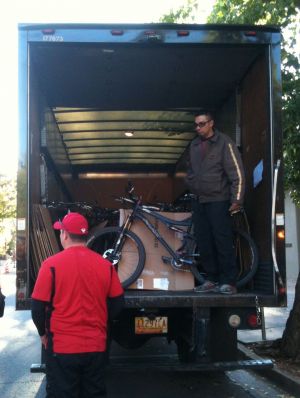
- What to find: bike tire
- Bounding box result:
[87,226,146,288]
[190,228,258,288]
[234,228,258,288]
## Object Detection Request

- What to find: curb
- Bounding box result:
[238,342,300,396]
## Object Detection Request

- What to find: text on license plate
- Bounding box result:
[135,316,168,334]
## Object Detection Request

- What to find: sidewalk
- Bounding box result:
[238,277,297,343]
[237,277,300,397]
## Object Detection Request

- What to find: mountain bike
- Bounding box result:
[87,184,258,289]
[47,201,119,229]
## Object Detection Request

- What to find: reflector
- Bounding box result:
[177,31,190,37]
[247,314,258,328]
[42,29,55,35]
[111,30,124,36]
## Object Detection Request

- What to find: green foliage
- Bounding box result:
[6,230,16,256]
[0,175,16,256]
[160,0,198,23]
[208,1,300,205]
[0,175,16,223]
[208,0,299,26]
[16,166,27,218]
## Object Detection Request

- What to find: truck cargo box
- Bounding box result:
[18,23,285,367]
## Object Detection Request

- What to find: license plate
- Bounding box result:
[135,316,168,334]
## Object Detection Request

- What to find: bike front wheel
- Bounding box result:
[87,226,146,288]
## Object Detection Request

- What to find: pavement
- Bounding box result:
[238,277,297,344]
[238,276,300,397]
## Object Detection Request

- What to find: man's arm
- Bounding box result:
[223,139,245,208]
[31,299,49,348]
[31,298,47,336]
[184,143,199,194]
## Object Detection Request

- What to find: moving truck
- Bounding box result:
[17,23,286,370]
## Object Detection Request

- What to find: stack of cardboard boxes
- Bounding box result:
[119,210,195,291]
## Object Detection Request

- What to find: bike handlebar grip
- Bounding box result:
[142,205,160,211]
[230,206,244,215]
[114,196,135,204]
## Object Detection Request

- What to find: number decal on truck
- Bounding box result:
[43,35,64,42]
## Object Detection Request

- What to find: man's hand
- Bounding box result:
[40,334,48,348]
[229,202,241,214]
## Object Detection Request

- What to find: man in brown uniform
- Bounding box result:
[185,111,245,294]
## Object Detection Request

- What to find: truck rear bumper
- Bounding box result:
[107,355,273,372]
[124,290,280,308]
[30,357,273,373]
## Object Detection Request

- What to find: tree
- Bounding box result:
[0,174,16,257]
[0,174,16,224]
[208,1,300,206]
[160,0,198,23]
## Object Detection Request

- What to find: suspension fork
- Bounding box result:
[114,199,141,252]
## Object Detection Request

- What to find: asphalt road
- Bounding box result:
[0,266,295,398]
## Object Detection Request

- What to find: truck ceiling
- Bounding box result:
[29,31,268,175]
[32,43,263,109]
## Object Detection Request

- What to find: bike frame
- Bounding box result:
[117,198,194,265]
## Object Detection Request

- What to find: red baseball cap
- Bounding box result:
[53,212,89,235]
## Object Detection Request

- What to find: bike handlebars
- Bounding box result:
[114,195,161,212]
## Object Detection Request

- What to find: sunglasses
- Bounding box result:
[194,120,211,128]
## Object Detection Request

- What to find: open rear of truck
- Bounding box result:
[17,23,286,368]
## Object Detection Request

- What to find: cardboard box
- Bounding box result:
[119,210,195,291]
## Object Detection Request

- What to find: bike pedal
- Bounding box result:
[162,256,171,264]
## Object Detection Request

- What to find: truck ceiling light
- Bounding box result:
[79,172,169,179]
[228,314,241,328]
[175,172,187,177]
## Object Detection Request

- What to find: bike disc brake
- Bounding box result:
[103,248,120,266]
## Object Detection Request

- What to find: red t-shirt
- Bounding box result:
[32,246,124,353]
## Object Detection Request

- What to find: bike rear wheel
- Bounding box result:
[234,228,258,287]
[190,228,258,288]
[87,226,146,288]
